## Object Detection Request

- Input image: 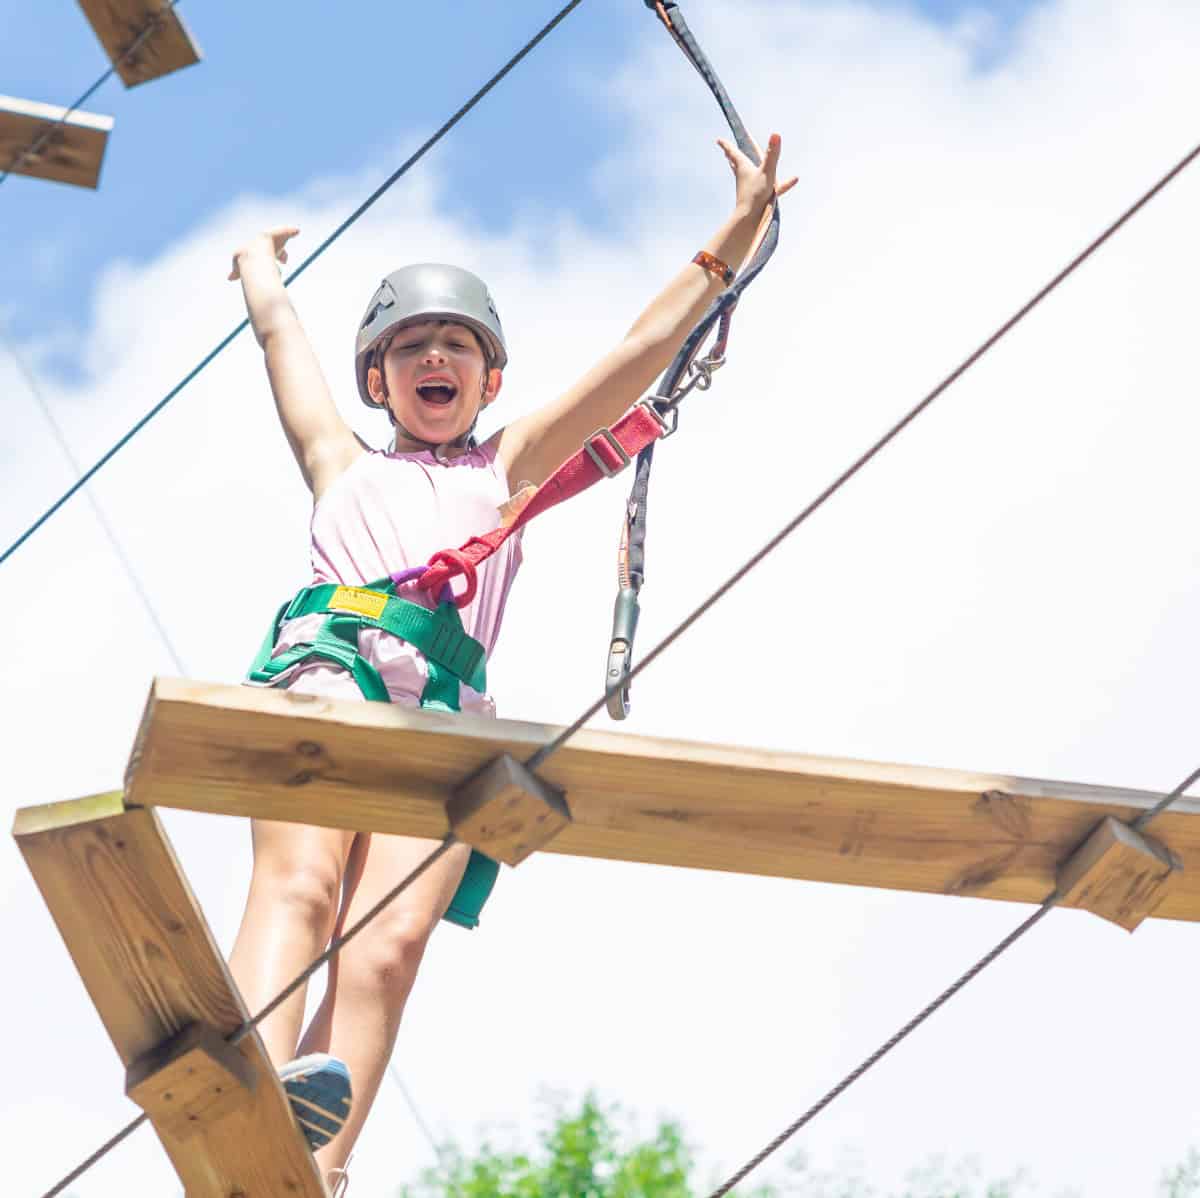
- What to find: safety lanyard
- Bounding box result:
[607,0,783,719]
[416,2,781,719]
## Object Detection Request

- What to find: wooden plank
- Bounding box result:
[127,677,1200,923]
[77,0,202,87]
[0,94,111,188]
[1056,816,1181,931]
[13,794,327,1197]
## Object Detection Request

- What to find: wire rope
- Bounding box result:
[0,1,181,187]
[0,0,585,571]
[703,762,1200,1197]
[525,134,1200,774]
[1,325,188,675]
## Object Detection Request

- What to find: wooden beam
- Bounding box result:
[78,0,202,87]
[13,794,327,1197]
[0,94,111,188]
[127,677,1200,923]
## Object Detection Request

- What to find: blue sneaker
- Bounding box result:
[279,1053,353,1150]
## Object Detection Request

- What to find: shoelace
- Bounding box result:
[327,1152,353,1198]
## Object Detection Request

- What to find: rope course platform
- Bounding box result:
[12,683,1196,1193]
[0,94,113,188]
[78,0,201,87]
[123,678,1197,926]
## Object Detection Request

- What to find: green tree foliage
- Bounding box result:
[398,1094,1200,1198]
[1161,1148,1200,1198]
[399,1094,699,1198]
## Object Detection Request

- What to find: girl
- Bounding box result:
[226,132,795,1192]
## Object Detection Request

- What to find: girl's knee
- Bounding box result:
[340,907,437,997]
[253,853,345,935]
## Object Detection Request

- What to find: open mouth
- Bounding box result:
[415,381,459,406]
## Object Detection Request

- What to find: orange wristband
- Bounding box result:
[693,250,734,286]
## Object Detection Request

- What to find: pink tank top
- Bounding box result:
[270,440,523,714]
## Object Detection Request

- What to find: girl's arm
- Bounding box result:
[496,134,796,488]
[230,227,363,499]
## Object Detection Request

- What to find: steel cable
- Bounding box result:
[703,763,1200,1197]
[1,325,189,676]
[526,134,1200,773]
[1,0,585,570]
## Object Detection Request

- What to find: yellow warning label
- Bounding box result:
[330,586,389,620]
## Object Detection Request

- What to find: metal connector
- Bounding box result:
[584,428,632,478]
[605,587,641,720]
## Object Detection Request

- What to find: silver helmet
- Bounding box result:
[354,263,507,407]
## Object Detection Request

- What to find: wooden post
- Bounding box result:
[1056,816,1181,931]
[448,754,571,865]
[125,1023,257,1141]
[13,792,327,1197]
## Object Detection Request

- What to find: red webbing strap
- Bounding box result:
[421,403,666,597]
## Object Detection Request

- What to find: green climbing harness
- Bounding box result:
[247,577,500,929]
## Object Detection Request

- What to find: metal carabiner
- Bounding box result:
[605,586,641,720]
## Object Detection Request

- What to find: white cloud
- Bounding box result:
[5,1,1200,1195]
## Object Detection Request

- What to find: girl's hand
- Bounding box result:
[718,132,797,219]
[228,226,300,281]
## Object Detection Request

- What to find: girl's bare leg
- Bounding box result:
[228,818,358,1067]
[298,833,472,1175]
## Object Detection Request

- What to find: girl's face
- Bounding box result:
[367,320,502,448]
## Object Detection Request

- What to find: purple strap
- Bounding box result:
[389,564,454,607]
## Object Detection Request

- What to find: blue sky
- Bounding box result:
[2,0,1039,369]
[14,3,1200,1196]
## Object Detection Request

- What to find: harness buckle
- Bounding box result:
[639,398,679,439]
[584,427,633,478]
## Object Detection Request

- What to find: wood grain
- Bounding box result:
[14,794,327,1196]
[125,1022,257,1142]
[448,755,571,865]
[128,677,1200,922]
[1056,816,1180,931]
[77,0,202,86]
[0,94,111,188]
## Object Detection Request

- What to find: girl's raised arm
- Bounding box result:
[230,227,363,498]
[496,134,796,489]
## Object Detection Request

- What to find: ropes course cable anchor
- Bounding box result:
[447,754,571,866]
[125,1022,258,1142]
[1054,814,1182,931]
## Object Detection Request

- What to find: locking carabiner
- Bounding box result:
[605,586,641,720]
